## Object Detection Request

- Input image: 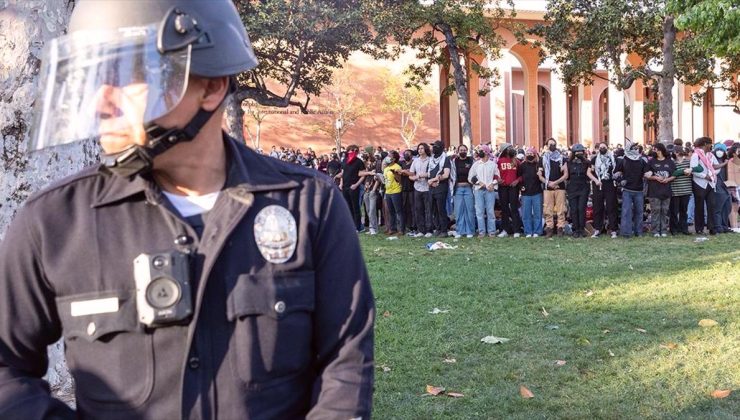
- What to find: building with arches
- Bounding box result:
[257,1,738,153]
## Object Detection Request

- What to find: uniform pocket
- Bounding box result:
[226,271,315,388]
[56,290,154,408]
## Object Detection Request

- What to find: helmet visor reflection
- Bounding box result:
[30,25,190,151]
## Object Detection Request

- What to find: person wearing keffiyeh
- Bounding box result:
[615,140,651,237]
[690,137,719,235]
[539,138,569,237]
[587,142,619,238]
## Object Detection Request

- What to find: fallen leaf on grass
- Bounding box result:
[710,389,731,399]
[429,308,450,314]
[698,319,719,327]
[608,349,615,357]
[541,307,549,317]
[425,385,445,396]
[545,324,559,330]
[519,385,535,399]
[481,336,510,344]
[635,328,647,333]
[443,358,457,363]
[659,342,678,350]
[576,337,591,346]
[447,392,465,398]
[382,311,391,318]
[377,364,391,372]
[629,265,634,270]
[585,290,594,297]
[554,360,567,366]
[602,329,610,334]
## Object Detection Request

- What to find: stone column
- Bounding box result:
[550,70,568,144]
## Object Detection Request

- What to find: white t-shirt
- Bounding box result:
[162,191,220,217]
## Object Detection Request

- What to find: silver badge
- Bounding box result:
[254,205,297,264]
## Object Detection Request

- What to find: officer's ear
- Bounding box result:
[195,76,230,112]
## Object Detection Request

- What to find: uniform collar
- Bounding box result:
[92,132,299,208]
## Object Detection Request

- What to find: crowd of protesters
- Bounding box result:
[265,137,740,239]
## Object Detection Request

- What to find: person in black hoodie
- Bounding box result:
[566,144,591,238]
[615,142,650,237]
[517,147,544,237]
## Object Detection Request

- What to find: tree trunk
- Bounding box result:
[657,16,676,144]
[441,24,473,147]
[1,0,102,408]
[224,94,246,143]
[255,122,261,150]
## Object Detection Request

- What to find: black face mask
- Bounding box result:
[459,151,467,159]
[404,154,412,161]
[599,148,608,155]
[508,149,516,158]
[575,153,584,160]
[526,155,535,161]
[549,144,557,152]
[478,151,486,159]
[432,145,443,157]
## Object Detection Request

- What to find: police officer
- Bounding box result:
[0,1,375,419]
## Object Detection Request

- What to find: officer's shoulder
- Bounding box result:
[238,144,336,190]
[23,164,105,207]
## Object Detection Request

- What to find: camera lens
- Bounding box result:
[146,277,181,309]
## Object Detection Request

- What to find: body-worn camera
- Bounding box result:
[134,251,193,327]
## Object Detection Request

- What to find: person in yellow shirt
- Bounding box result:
[383,151,405,235]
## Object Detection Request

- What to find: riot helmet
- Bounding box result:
[30,0,258,177]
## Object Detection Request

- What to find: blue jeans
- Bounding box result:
[687,194,695,224]
[620,190,644,237]
[454,185,476,235]
[521,193,543,235]
[473,188,496,234]
[714,184,731,232]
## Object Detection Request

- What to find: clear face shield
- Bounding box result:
[30,24,191,152]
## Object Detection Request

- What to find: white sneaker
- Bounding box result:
[533,234,539,238]
[413,232,424,238]
[453,234,462,239]
[653,233,660,238]
[661,233,668,237]
[513,233,521,238]
[368,229,377,235]
[611,232,618,239]
[466,234,474,238]
[424,232,433,238]
[591,231,600,238]
[525,234,532,238]
[406,231,416,237]
[497,231,509,238]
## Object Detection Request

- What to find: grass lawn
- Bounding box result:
[364,233,739,419]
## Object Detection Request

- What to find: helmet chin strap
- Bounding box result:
[101,106,217,178]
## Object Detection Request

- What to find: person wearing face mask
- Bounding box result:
[614,141,651,237]
[690,137,719,235]
[517,147,544,237]
[496,143,523,237]
[587,143,619,238]
[409,143,434,237]
[428,141,452,237]
[670,146,693,235]
[565,144,591,238]
[468,145,500,237]
[399,149,417,235]
[726,144,740,232]
[541,138,569,237]
[646,143,676,237]
[452,144,476,238]
[711,143,732,233]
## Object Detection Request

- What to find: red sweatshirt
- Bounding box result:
[497,156,522,186]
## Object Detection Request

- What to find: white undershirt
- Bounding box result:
[162,191,220,217]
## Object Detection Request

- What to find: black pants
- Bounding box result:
[568,192,588,233]
[413,190,433,234]
[498,185,521,234]
[670,194,690,234]
[342,187,362,230]
[592,181,618,232]
[431,190,449,233]
[402,191,415,231]
[692,183,716,233]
